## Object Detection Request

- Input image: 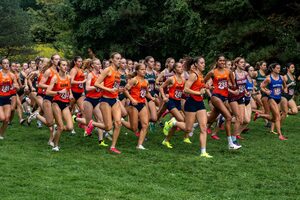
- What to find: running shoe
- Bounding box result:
[270,131,278,135]
[162,140,173,149]
[279,135,288,140]
[85,120,94,136]
[109,147,121,154]
[135,132,140,137]
[207,128,212,135]
[236,135,244,140]
[228,143,242,150]
[233,140,242,148]
[48,141,54,147]
[52,146,60,152]
[253,112,259,121]
[211,135,220,140]
[99,140,108,147]
[37,120,43,129]
[20,119,26,125]
[70,129,76,135]
[27,111,39,125]
[163,117,176,135]
[183,137,192,144]
[0,136,4,140]
[200,152,213,158]
[136,145,147,150]
[72,115,76,123]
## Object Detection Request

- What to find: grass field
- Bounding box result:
[0,112,299,200]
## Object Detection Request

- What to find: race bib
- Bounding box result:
[140,88,146,98]
[174,90,183,98]
[60,92,69,100]
[218,81,227,89]
[1,85,10,92]
[289,89,294,96]
[274,88,281,95]
[79,83,84,88]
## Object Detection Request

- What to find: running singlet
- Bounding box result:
[71,68,85,93]
[145,70,156,96]
[190,71,205,101]
[169,76,184,100]
[130,78,148,103]
[86,72,102,99]
[245,78,254,99]
[102,66,121,98]
[286,74,296,96]
[53,75,71,103]
[37,72,45,95]
[212,68,230,97]
[0,71,13,97]
[256,70,266,91]
[269,75,283,100]
[229,71,247,100]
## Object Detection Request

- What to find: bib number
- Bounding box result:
[274,88,281,95]
[140,89,146,98]
[1,85,10,92]
[174,90,183,98]
[218,81,227,89]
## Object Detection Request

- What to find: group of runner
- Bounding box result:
[0,53,298,157]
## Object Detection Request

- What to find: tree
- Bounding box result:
[0,0,32,58]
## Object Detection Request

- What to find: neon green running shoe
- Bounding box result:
[72,115,76,123]
[162,140,173,149]
[200,152,213,158]
[183,137,192,144]
[163,117,176,136]
[99,140,108,147]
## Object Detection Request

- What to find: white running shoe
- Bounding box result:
[136,145,147,150]
[71,129,76,135]
[52,146,60,151]
[228,143,242,150]
[0,136,4,140]
[27,111,39,125]
[48,141,54,147]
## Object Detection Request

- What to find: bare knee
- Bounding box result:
[114,120,122,129]
[141,122,149,130]
[65,124,73,131]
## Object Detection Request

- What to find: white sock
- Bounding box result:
[201,148,206,154]
[193,123,198,128]
[227,136,233,145]
[231,136,237,142]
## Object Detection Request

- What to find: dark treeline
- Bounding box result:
[1,0,300,67]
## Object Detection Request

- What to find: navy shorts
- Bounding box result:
[53,100,69,111]
[37,93,45,98]
[269,97,281,104]
[130,102,146,112]
[43,95,53,102]
[282,93,293,101]
[229,96,245,105]
[0,96,11,106]
[245,97,251,106]
[212,93,228,102]
[166,98,181,111]
[184,97,205,112]
[85,97,100,108]
[72,91,83,101]
[100,97,117,107]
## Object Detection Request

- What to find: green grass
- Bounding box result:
[0,113,299,200]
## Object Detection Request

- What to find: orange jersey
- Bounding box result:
[130,78,148,103]
[53,75,71,103]
[37,72,45,95]
[169,76,184,100]
[86,72,102,99]
[102,66,121,98]
[212,68,230,97]
[190,71,205,101]
[71,68,85,93]
[0,71,13,97]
